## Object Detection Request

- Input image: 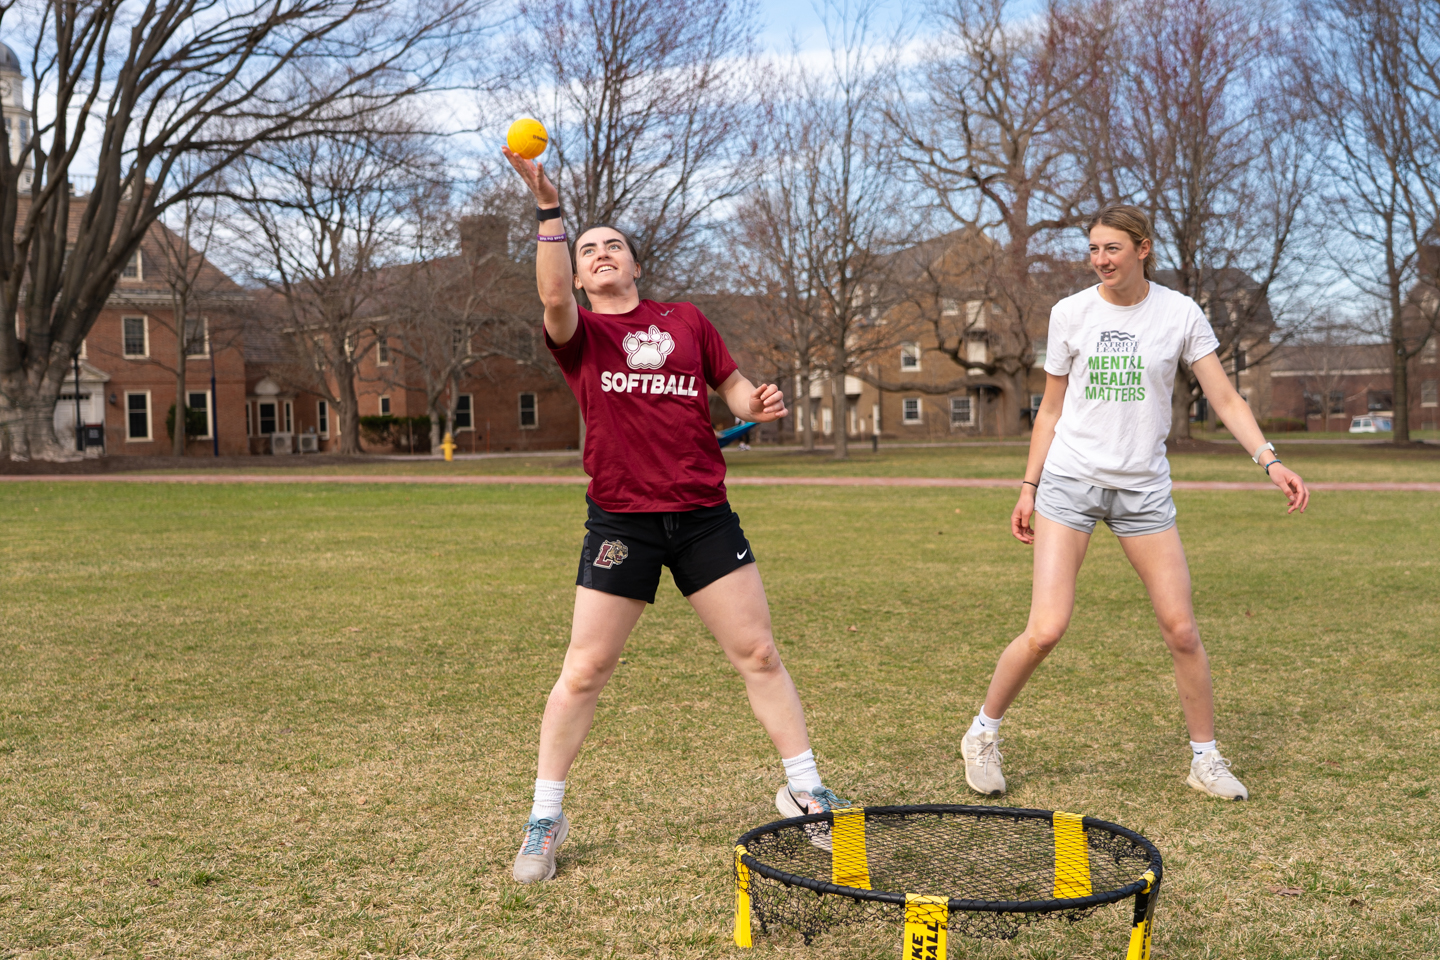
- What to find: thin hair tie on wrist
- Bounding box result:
[1021,480,1039,490]
[537,232,568,242]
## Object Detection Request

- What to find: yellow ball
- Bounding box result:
[507,117,548,160]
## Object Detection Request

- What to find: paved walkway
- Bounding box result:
[3,474,1437,492]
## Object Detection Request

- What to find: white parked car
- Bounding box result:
[1349,415,1394,433]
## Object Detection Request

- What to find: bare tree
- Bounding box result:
[0,0,490,460]
[1301,0,1440,443]
[234,119,439,453]
[888,0,1115,435]
[509,0,762,296]
[1110,0,1317,439]
[734,0,912,459]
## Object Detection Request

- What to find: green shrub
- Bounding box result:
[1260,417,1308,433]
[165,404,210,442]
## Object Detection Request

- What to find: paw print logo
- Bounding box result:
[622,324,675,370]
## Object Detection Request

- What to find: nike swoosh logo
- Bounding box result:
[736,549,748,559]
[658,308,673,316]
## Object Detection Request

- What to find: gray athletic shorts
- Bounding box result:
[1033,471,1177,537]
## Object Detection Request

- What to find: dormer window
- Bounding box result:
[122,249,142,280]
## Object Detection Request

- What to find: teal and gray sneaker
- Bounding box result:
[775,785,852,851]
[512,812,569,884]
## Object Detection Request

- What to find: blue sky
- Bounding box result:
[755,0,908,52]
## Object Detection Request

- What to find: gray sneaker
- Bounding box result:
[512,812,569,883]
[961,729,1006,797]
[775,785,852,851]
[1187,750,1249,801]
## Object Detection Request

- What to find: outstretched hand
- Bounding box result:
[747,383,788,422]
[501,146,560,207]
[1268,463,1310,514]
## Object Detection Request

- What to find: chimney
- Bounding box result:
[459,215,508,262]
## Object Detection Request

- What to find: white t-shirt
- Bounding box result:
[1043,282,1219,491]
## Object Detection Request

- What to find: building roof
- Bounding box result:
[1268,342,1391,376]
[0,43,21,74]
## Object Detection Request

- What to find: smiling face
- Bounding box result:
[574,227,640,298]
[1088,224,1150,293]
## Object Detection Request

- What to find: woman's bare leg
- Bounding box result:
[535,586,647,782]
[1116,526,1215,742]
[981,515,1093,718]
[686,564,810,758]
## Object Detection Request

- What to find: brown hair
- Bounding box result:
[1085,205,1156,281]
[573,224,639,263]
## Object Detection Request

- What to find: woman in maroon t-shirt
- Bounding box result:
[502,147,848,884]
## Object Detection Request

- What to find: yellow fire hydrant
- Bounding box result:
[440,431,457,462]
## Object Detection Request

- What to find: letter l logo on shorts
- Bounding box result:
[593,539,630,568]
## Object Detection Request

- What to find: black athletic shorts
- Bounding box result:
[576,497,756,603]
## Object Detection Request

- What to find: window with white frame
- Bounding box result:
[186,391,212,439]
[184,315,209,356]
[283,400,293,433]
[1423,379,1438,408]
[903,397,921,423]
[950,396,973,426]
[317,400,330,437]
[379,395,391,416]
[965,300,987,330]
[940,298,959,316]
[900,341,921,371]
[125,392,151,440]
[1030,393,1043,411]
[454,394,473,431]
[377,338,391,365]
[245,403,253,436]
[519,392,537,428]
[122,316,148,357]
[257,401,277,435]
[122,249,143,279]
[1423,339,1438,363]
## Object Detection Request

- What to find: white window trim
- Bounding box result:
[283,400,293,433]
[185,316,210,358]
[186,390,213,440]
[454,393,474,432]
[518,392,538,430]
[245,402,252,437]
[317,400,330,438]
[124,390,152,441]
[379,395,392,416]
[257,400,278,436]
[122,249,144,281]
[122,315,149,359]
[376,338,391,365]
[1421,379,1438,408]
[950,395,975,427]
[902,397,922,424]
[899,341,921,371]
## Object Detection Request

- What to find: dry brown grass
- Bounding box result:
[1,479,1437,958]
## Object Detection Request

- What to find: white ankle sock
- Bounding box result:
[531,778,566,820]
[782,750,822,794]
[967,707,1003,739]
[1190,740,1217,759]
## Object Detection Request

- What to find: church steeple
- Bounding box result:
[0,42,34,188]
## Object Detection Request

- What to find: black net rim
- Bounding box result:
[736,803,1163,915]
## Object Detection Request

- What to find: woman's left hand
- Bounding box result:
[746,383,788,422]
[1268,463,1310,514]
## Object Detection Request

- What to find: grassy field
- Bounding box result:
[1,472,1438,958]
[93,438,1440,484]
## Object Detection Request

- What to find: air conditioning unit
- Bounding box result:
[270,432,294,454]
[298,433,319,453]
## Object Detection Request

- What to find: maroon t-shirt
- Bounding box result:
[546,299,739,512]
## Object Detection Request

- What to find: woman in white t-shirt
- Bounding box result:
[959,205,1308,802]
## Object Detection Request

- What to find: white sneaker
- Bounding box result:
[775,785,852,851]
[512,812,569,883]
[961,729,1006,797]
[1187,750,1249,800]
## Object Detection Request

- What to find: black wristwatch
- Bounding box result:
[536,205,563,222]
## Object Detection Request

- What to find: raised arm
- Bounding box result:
[502,147,579,346]
[717,371,788,423]
[1192,352,1309,514]
[1012,372,1068,543]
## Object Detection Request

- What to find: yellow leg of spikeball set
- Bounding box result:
[1126,869,1160,960]
[734,846,753,948]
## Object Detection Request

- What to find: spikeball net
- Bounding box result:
[733,804,1162,959]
